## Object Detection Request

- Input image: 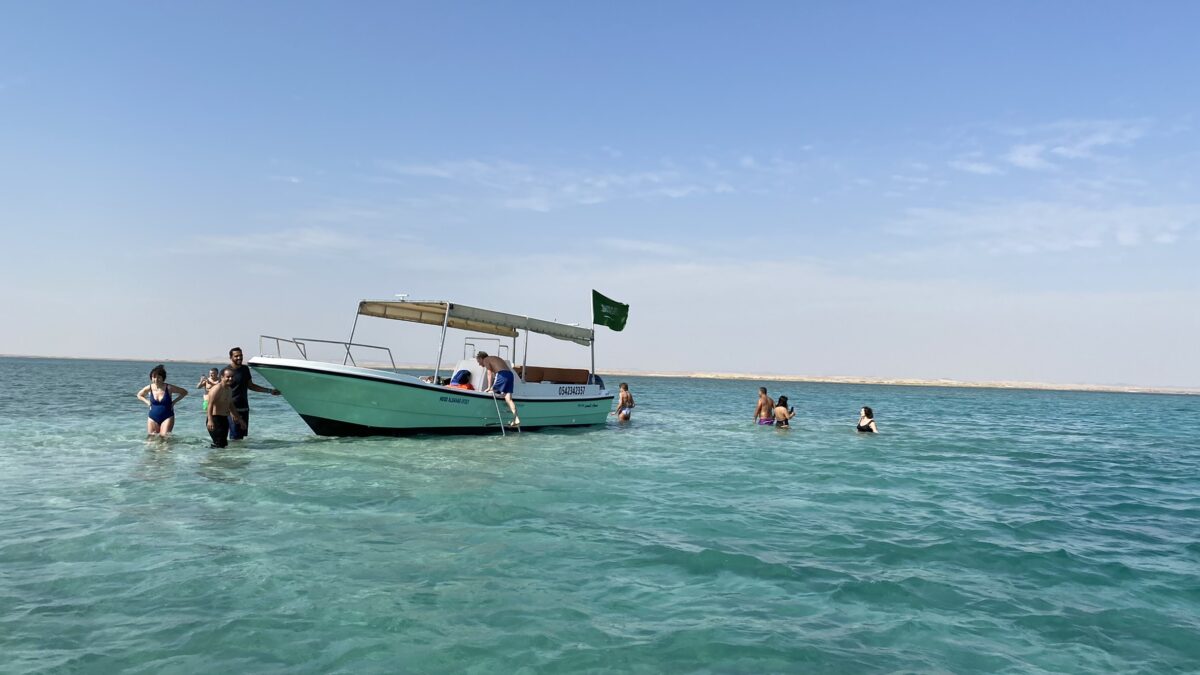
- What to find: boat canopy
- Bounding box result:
[357,300,594,346]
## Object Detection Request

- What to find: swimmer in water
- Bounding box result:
[856,406,878,433]
[773,395,796,428]
[754,387,775,425]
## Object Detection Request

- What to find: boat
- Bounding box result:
[247,299,614,436]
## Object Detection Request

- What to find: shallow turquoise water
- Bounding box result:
[2,356,1198,673]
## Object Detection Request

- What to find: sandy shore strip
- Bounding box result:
[596,369,1200,396]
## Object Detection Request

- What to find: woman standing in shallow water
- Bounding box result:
[773,395,796,427]
[137,364,188,436]
[856,406,878,433]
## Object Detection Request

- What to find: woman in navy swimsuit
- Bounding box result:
[137,364,188,437]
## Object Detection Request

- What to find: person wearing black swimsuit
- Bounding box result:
[773,395,796,427]
[856,406,878,433]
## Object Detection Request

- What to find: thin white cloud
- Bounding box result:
[502,195,552,212]
[186,226,371,256]
[1005,144,1056,171]
[942,117,1156,178]
[295,205,388,223]
[1043,118,1148,159]
[948,159,1002,175]
[653,185,701,199]
[891,202,1199,254]
[599,238,691,257]
[1001,118,1151,170]
[375,158,728,212]
[891,174,931,184]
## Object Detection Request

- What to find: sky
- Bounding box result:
[1,2,1198,387]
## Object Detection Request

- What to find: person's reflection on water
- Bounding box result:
[133,441,176,481]
[197,446,251,483]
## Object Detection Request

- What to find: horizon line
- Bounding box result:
[2,352,1197,397]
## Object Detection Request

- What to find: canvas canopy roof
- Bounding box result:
[357,300,594,346]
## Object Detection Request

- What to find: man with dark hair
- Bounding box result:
[206,368,244,448]
[754,387,775,425]
[226,347,280,440]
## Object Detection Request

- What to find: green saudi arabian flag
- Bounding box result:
[592,290,629,331]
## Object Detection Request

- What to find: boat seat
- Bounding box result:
[515,365,590,384]
[516,365,544,383]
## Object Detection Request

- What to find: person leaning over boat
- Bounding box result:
[446,369,474,390]
[225,346,280,441]
[754,387,775,425]
[206,368,245,448]
[476,351,520,427]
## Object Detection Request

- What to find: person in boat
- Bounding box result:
[206,367,245,449]
[226,347,280,441]
[773,395,796,428]
[196,367,219,411]
[615,382,635,421]
[476,351,519,426]
[446,369,474,390]
[856,406,878,433]
[754,387,775,425]
[137,364,188,436]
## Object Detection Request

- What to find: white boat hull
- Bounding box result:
[249,357,613,436]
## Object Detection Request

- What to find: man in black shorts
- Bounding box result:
[206,368,244,448]
[226,347,280,440]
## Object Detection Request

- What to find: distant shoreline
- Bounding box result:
[598,369,1200,396]
[3,353,1196,396]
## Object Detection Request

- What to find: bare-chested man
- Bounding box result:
[476,351,519,427]
[206,367,245,448]
[754,387,775,425]
[615,382,635,422]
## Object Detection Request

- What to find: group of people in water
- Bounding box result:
[754,387,878,432]
[136,346,280,447]
[138,351,870,441]
[139,347,637,442]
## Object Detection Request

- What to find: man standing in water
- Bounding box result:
[754,387,775,425]
[476,351,519,427]
[615,382,635,422]
[206,368,245,448]
[226,347,280,440]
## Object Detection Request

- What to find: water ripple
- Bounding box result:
[1,359,1199,672]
